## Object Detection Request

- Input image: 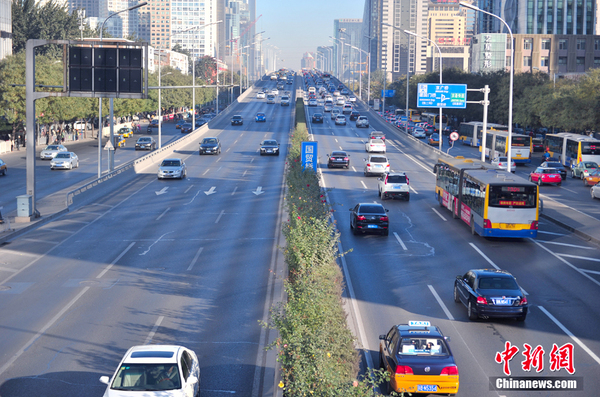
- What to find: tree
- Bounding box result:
[196,56,217,83]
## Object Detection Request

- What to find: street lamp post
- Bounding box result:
[404,30,443,152]
[344,43,369,101]
[460,1,514,171]
[98,1,147,177]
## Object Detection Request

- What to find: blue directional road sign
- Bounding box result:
[301,141,318,171]
[381,89,395,98]
[417,83,467,109]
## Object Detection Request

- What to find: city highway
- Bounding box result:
[0,78,292,396]
[304,88,600,396]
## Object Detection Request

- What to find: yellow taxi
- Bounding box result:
[379,321,459,395]
[584,169,600,186]
[427,133,440,146]
[0,158,7,176]
[118,127,133,138]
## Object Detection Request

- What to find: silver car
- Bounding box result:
[157,158,187,179]
[40,144,68,160]
[491,156,516,173]
[331,108,341,119]
[50,152,79,170]
[412,128,426,138]
[364,155,390,176]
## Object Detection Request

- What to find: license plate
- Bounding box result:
[367,224,378,228]
[418,385,437,392]
[393,186,404,190]
[494,299,511,305]
[267,150,273,153]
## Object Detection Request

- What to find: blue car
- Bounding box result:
[255,112,266,122]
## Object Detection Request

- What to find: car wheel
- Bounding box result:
[468,300,478,321]
[584,179,589,187]
[381,192,387,200]
[517,314,527,322]
[405,194,410,201]
[538,178,542,186]
[69,162,73,170]
[453,285,460,303]
[76,161,79,168]
[438,194,443,207]
[528,176,532,182]
[557,182,561,186]
[581,174,585,180]
[571,170,576,178]
[1,168,6,176]
[364,171,368,176]
[592,189,595,199]
[382,230,389,236]
[471,217,476,235]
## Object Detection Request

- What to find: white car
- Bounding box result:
[491,156,516,172]
[335,97,345,106]
[366,138,386,153]
[356,116,369,128]
[99,345,200,397]
[364,155,390,176]
[335,115,347,125]
[378,172,410,201]
[50,152,79,170]
[158,158,187,179]
[281,96,290,106]
[308,98,317,106]
[412,128,426,138]
[331,108,341,119]
[348,95,357,102]
[40,144,68,160]
[256,91,266,99]
[591,184,600,199]
[342,104,353,114]
[271,89,278,95]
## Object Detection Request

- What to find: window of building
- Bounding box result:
[577,39,586,50]
[595,39,600,50]
[523,56,532,66]
[541,39,551,50]
[558,57,567,65]
[594,58,600,68]
[559,39,568,50]
[541,56,549,66]
[576,57,585,65]
[523,38,533,50]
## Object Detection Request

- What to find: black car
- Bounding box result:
[454,269,528,321]
[532,138,544,152]
[327,151,350,169]
[312,113,324,123]
[540,161,568,179]
[135,137,156,151]
[259,139,280,156]
[180,123,193,133]
[196,118,208,128]
[349,203,389,236]
[199,137,221,155]
[231,115,243,125]
[349,111,360,121]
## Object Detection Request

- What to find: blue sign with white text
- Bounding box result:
[417,84,467,109]
[301,141,318,171]
[381,90,395,98]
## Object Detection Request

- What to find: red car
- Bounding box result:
[529,167,562,186]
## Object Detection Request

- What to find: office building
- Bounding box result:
[301,52,315,70]
[0,0,11,61]
[427,1,470,72]
[333,19,362,80]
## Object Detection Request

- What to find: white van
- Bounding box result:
[308,87,316,94]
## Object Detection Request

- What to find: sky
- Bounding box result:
[255,0,365,71]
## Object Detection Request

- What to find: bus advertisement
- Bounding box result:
[457,122,508,147]
[544,133,600,168]
[483,130,532,163]
[434,157,539,238]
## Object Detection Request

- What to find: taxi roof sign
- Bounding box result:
[409,321,431,327]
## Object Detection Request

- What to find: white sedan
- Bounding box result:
[491,156,516,172]
[40,144,68,160]
[100,345,200,397]
[365,138,386,153]
[592,184,600,199]
[411,128,426,138]
[256,91,266,99]
[158,158,187,179]
[50,152,79,170]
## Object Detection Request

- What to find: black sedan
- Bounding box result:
[199,137,221,155]
[259,139,280,156]
[454,269,528,321]
[312,113,324,123]
[349,110,360,121]
[231,115,243,125]
[180,123,193,133]
[540,161,568,180]
[349,203,389,236]
[327,151,350,169]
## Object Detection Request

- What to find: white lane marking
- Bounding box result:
[558,254,600,262]
[410,186,419,194]
[331,131,334,135]
[187,247,204,271]
[352,166,357,172]
[559,186,577,193]
[431,208,447,221]
[231,186,238,196]
[202,389,236,394]
[202,169,210,175]
[215,209,225,224]
[140,232,173,256]
[537,230,566,236]
[530,238,600,288]
[184,190,201,205]
[360,180,368,189]
[582,269,600,275]
[469,243,500,270]
[335,138,338,142]
[393,232,407,250]
[540,193,600,222]
[250,158,255,163]
[0,267,17,273]
[339,146,343,150]
[540,241,595,249]
[156,207,170,221]
[355,133,359,137]
[226,148,231,152]
[44,228,74,234]
[97,242,136,279]
[217,167,222,172]
[243,170,247,177]
[216,157,222,162]
[234,139,238,144]
[428,285,455,321]
[184,185,194,194]
[538,306,600,365]
[20,238,59,244]
[144,315,165,345]
[0,286,91,377]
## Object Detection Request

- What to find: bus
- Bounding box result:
[458,122,508,147]
[433,157,539,238]
[544,133,600,168]
[395,108,422,122]
[422,112,447,130]
[482,130,532,164]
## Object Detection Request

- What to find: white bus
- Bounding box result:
[544,133,600,168]
[422,112,447,130]
[458,122,507,147]
[482,130,532,164]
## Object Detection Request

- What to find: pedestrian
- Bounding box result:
[45,132,49,145]
[15,136,20,151]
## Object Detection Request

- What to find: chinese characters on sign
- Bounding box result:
[416,83,467,109]
[301,141,318,171]
[483,35,492,69]
[495,341,575,376]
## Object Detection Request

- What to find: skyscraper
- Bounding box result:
[333,19,363,80]
[0,0,11,61]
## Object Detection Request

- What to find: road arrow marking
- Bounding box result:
[253,186,264,195]
[155,187,168,196]
[204,186,216,195]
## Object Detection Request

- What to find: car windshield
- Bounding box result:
[583,162,598,168]
[55,153,70,158]
[359,204,385,214]
[257,113,264,116]
[161,160,181,167]
[541,168,558,174]
[138,138,151,143]
[331,152,346,157]
[387,175,407,184]
[545,162,561,167]
[202,138,217,144]
[45,146,60,150]
[478,276,519,290]
[371,157,387,163]
[110,363,181,391]
[370,139,384,144]
[233,116,242,120]
[263,140,277,145]
[399,337,449,356]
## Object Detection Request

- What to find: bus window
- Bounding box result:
[488,185,537,208]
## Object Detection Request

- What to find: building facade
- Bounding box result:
[333,19,363,80]
[470,33,509,72]
[0,0,11,61]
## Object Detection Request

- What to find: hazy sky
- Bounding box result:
[255,0,365,71]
